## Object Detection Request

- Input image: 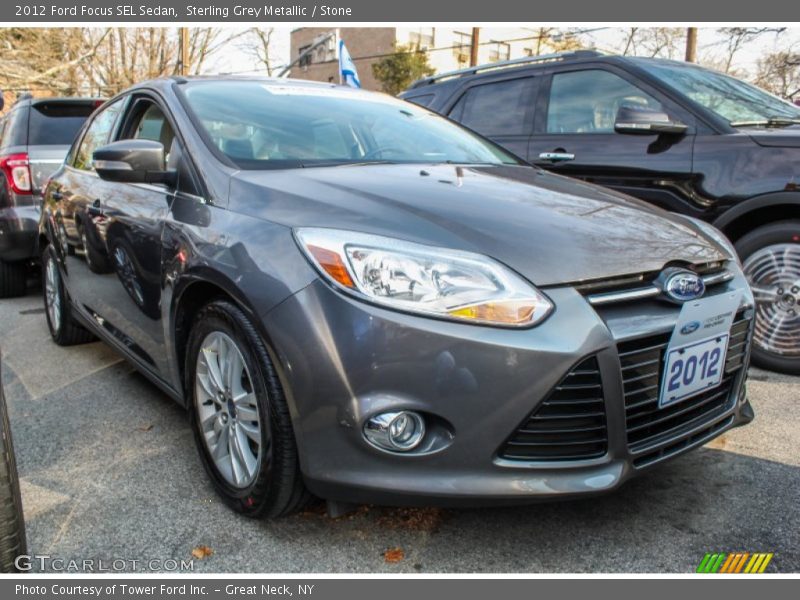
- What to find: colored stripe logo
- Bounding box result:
[697,552,774,573]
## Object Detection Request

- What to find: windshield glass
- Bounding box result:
[181,80,521,169]
[634,59,800,126]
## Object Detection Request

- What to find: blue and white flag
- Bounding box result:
[338,40,361,88]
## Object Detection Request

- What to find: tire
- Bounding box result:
[0,358,27,572]
[186,300,310,518]
[736,220,800,375]
[42,246,95,346]
[0,261,26,299]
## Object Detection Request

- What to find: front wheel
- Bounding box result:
[737,220,800,375]
[186,300,309,518]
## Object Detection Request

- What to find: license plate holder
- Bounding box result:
[659,334,729,408]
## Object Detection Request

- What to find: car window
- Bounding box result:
[72,100,124,171]
[28,102,96,146]
[181,81,520,169]
[1,107,28,149]
[129,103,176,167]
[547,70,665,134]
[406,94,435,108]
[449,78,536,136]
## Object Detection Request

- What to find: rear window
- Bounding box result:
[406,94,435,108]
[28,102,97,146]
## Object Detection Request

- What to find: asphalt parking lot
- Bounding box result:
[1,282,798,573]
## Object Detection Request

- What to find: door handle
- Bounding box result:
[538,151,576,163]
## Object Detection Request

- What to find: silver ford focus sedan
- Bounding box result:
[40,78,755,517]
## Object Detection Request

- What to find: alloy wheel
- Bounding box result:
[742,243,800,358]
[45,256,61,333]
[194,331,262,488]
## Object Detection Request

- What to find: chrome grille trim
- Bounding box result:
[587,269,735,306]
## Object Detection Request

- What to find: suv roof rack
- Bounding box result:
[410,49,605,88]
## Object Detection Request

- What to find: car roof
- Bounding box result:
[401,51,706,95]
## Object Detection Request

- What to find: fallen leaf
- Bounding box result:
[384,548,404,563]
[191,545,213,560]
[137,423,154,432]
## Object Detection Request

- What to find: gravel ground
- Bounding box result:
[1,284,798,573]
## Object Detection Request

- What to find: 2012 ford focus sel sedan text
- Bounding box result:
[40,77,755,518]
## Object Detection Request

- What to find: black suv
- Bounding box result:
[401,50,800,374]
[0,94,101,297]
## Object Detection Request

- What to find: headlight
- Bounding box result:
[681,215,740,264]
[294,228,553,328]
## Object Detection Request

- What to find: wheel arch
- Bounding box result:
[713,192,800,243]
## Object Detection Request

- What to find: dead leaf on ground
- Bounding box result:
[137,423,154,432]
[191,545,213,560]
[384,548,405,563]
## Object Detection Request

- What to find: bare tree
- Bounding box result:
[616,28,685,58]
[714,28,785,75]
[242,28,279,76]
[755,48,800,100]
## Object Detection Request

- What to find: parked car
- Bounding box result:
[0,350,27,571]
[401,50,800,375]
[0,94,102,297]
[40,77,755,517]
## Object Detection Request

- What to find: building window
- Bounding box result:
[488,42,511,63]
[453,31,472,65]
[409,27,434,50]
[298,45,312,68]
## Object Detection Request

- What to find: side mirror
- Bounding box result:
[93,140,176,186]
[614,105,688,135]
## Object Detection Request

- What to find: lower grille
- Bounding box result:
[499,357,607,461]
[618,312,750,459]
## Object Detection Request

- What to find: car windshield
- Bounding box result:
[180,80,521,169]
[634,59,800,127]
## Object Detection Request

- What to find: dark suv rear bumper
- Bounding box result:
[0,204,40,262]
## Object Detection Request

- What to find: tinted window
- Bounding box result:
[73,100,124,171]
[182,81,520,169]
[28,102,96,145]
[633,59,800,125]
[407,94,435,108]
[547,70,664,133]
[449,78,536,136]
[1,107,28,148]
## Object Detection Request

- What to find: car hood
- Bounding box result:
[745,126,800,148]
[229,163,726,287]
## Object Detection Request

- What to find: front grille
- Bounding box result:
[574,261,727,297]
[499,357,607,461]
[618,312,750,461]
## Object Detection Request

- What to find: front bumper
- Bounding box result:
[263,266,755,507]
[0,204,40,262]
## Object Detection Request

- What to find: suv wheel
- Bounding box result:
[737,220,800,375]
[0,261,27,298]
[186,300,310,518]
[42,246,95,346]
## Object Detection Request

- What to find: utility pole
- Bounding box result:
[179,27,189,75]
[685,27,698,63]
[470,27,480,67]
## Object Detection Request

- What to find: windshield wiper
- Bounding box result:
[730,116,800,128]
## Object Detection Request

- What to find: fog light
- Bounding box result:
[364,411,425,452]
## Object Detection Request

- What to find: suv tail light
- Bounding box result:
[0,153,32,195]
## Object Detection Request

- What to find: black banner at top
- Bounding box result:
[1,0,799,22]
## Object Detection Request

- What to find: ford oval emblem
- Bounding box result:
[680,320,701,335]
[664,271,705,302]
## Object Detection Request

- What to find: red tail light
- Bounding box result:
[0,153,32,195]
